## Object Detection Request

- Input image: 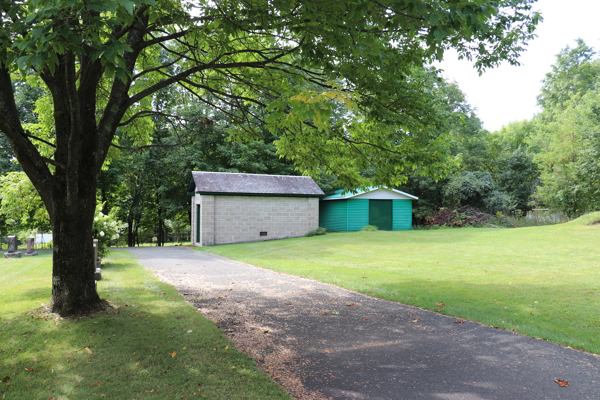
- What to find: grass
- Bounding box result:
[0,252,292,400]
[200,212,600,354]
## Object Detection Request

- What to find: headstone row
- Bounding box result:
[3,236,38,258]
[4,236,103,282]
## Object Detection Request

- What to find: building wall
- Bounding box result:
[191,195,197,245]
[320,198,414,232]
[347,199,369,231]
[392,199,413,230]
[319,200,348,231]
[196,195,319,246]
[200,195,216,246]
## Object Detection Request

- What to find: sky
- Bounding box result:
[437,0,600,132]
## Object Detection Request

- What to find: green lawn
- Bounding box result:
[200,212,600,354]
[0,252,291,400]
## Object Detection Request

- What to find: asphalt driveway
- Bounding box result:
[126,247,599,400]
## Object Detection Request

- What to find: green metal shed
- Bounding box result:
[319,187,418,231]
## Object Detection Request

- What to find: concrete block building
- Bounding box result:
[189,171,324,246]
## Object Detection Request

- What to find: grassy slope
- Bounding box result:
[0,251,291,400]
[201,213,600,354]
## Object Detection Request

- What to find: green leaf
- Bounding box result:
[428,13,440,25]
[116,69,129,84]
[105,62,115,79]
[433,27,447,42]
[121,0,135,15]
[16,56,29,71]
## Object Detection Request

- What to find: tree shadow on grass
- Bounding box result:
[0,289,289,400]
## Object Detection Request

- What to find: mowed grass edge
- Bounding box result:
[0,251,292,400]
[199,213,600,354]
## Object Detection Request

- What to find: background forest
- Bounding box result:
[1,39,599,245]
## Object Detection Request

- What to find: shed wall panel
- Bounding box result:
[393,200,413,230]
[347,199,369,231]
[319,200,348,231]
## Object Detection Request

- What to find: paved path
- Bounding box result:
[127,247,599,400]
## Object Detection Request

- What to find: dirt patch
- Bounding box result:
[182,291,331,400]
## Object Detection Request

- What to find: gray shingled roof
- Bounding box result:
[190,171,325,196]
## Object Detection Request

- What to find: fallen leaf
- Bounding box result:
[412,318,420,323]
[145,389,156,393]
[25,367,35,371]
[84,347,93,354]
[361,277,368,279]
[230,366,236,369]
[224,346,229,350]
[284,302,292,305]
[346,303,357,306]
[436,302,445,306]
[455,319,466,324]
[48,398,57,400]
[555,379,569,387]
[320,312,328,315]
[263,330,269,333]
[136,362,141,366]
[2,376,10,382]
[407,313,414,316]
[171,351,176,358]
[331,311,339,315]
[182,347,187,350]
[91,382,102,386]
[187,330,193,333]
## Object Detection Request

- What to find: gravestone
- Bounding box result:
[3,236,22,258]
[24,237,38,257]
[93,239,102,281]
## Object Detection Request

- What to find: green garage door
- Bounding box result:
[369,200,392,230]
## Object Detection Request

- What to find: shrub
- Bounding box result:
[93,205,125,260]
[361,225,378,231]
[305,227,327,237]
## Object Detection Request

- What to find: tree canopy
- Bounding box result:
[0,0,541,315]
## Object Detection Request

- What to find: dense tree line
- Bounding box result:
[400,39,599,221]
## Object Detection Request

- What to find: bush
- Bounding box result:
[93,205,125,260]
[361,225,378,231]
[305,227,327,237]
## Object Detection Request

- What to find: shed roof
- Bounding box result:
[189,171,325,197]
[323,187,418,200]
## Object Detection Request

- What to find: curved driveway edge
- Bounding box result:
[127,247,599,400]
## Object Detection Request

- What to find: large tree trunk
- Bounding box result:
[50,176,106,315]
[0,10,152,317]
